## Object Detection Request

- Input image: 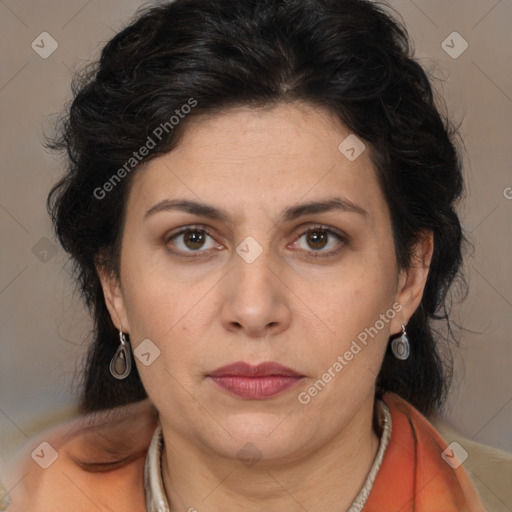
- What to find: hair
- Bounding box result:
[48,0,466,417]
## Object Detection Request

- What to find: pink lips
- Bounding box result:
[207,361,304,400]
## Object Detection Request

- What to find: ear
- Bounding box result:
[390,231,434,335]
[96,264,131,333]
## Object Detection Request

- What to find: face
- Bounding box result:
[100,102,431,464]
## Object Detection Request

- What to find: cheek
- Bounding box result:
[314,257,397,332]
[120,263,211,381]
[304,256,398,380]
[120,247,184,335]
[299,282,395,417]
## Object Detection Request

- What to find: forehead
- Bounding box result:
[126,102,388,223]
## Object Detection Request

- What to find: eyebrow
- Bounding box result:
[144,197,368,223]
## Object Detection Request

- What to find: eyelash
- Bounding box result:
[165,224,348,259]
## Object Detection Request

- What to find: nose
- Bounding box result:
[220,248,292,338]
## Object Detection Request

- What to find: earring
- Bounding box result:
[110,329,132,379]
[391,324,410,360]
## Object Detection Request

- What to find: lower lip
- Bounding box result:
[209,375,303,399]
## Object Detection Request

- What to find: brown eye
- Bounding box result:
[167,227,219,255]
[306,230,329,250]
[292,225,347,256]
[183,230,206,250]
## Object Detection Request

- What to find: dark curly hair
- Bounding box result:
[48,0,466,416]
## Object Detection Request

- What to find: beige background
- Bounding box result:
[1,0,511,464]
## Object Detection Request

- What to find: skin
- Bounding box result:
[99,101,433,512]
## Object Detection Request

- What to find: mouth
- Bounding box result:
[207,361,305,400]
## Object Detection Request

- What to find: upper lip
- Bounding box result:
[208,361,304,378]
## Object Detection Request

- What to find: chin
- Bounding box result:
[199,416,312,464]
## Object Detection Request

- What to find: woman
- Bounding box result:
[3,0,489,510]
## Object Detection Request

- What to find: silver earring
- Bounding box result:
[110,330,132,379]
[391,324,410,360]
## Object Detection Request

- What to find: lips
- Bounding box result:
[209,361,303,378]
[207,361,304,399]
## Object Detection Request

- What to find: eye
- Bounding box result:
[291,225,347,256]
[165,224,347,258]
[166,226,221,256]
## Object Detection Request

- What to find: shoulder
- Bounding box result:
[382,392,510,511]
[3,400,158,512]
[432,414,512,512]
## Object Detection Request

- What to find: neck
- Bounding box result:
[160,398,381,512]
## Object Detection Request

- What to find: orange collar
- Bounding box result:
[364,392,486,511]
[7,394,487,511]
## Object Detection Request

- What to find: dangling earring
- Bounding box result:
[391,324,410,360]
[110,329,132,379]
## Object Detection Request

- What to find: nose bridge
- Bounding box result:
[220,235,291,335]
[232,237,278,303]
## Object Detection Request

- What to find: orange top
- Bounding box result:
[364,392,486,511]
[4,393,486,511]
